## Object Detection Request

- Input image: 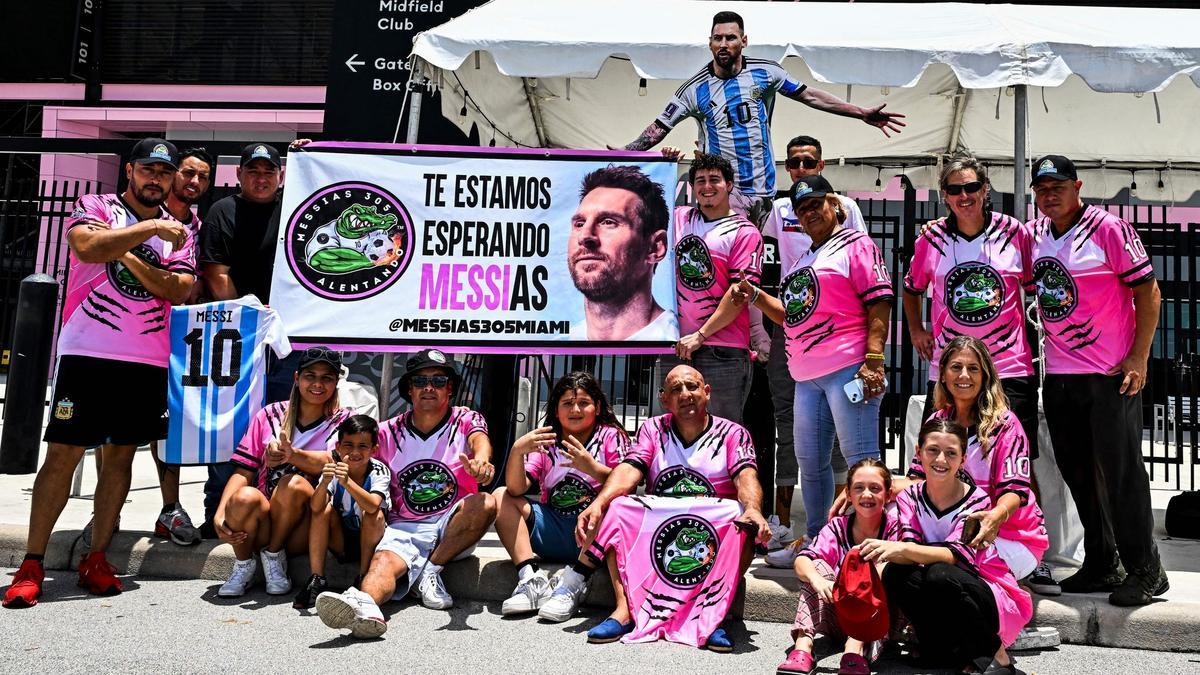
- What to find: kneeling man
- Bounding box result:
[316,350,497,638]
[539,365,769,651]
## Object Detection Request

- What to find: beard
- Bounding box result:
[570,257,646,304]
[172,188,200,205]
[713,50,736,69]
[132,183,167,208]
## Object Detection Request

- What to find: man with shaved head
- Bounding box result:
[537,365,769,652]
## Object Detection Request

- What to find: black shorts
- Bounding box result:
[333,526,362,564]
[922,375,1041,460]
[44,355,167,448]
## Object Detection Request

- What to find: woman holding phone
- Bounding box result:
[731,175,892,541]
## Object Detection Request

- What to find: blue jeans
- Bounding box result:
[793,362,882,539]
[653,346,752,424]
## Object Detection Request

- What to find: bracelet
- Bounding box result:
[696,328,708,341]
[750,286,761,305]
[864,352,886,361]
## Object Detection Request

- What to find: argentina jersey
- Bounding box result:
[657,58,805,198]
[163,295,290,464]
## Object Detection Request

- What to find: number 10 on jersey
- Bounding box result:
[182,328,243,387]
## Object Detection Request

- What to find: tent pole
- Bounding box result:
[405,84,424,145]
[521,77,549,147]
[1013,84,1028,219]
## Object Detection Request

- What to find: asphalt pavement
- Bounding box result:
[4,577,1198,674]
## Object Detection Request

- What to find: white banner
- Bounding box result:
[270,143,679,353]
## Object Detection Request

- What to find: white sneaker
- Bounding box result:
[501,569,552,616]
[765,515,794,552]
[260,548,291,595]
[417,564,453,610]
[316,588,388,639]
[538,568,588,623]
[765,537,808,569]
[218,558,257,598]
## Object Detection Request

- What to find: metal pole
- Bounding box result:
[1014,85,1028,220]
[405,84,424,145]
[0,274,59,474]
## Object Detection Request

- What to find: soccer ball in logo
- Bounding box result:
[1032,257,1077,322]
[781,267,819,326]
[676,235,715,291]
[547,474,597,516]
[652,515,720,588]
[652,466,716,498]
[944,263,1003,326]
[107,245,160,300]
[398,460,458,515]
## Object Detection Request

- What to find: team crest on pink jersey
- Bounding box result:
[676,235,715,290]
[652,514,720,588]
[944,262,1003,326]
[547,474,596,516]
[107,245,160,300]
[1032,257,1077,322]
[653,466,717,498]
[781,267,819,326]
[397,459,458,515]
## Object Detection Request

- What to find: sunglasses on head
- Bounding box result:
[302,347,340,362]
[785,157,821,170]
[411,375,450,389]
[944,181,984,196]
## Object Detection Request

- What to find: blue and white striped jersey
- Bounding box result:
[163,296,290,465]
[328,458,393,531]
[657,58,805,198]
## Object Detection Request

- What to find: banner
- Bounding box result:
[270,143,679,353]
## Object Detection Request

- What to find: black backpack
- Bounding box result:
[1166,491,1200,540]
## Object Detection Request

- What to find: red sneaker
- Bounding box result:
[77,552,122,596]
[3,559,45,608]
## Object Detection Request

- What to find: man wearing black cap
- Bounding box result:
[316,349,497,638]
[4,138,195,608]
[1029,154,1167,607]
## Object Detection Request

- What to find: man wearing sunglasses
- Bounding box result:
[758,136,866,563]
[317,349,497,637]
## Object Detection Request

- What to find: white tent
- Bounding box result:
[410,0,1200,201]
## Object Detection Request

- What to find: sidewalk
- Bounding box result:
[2,444,1198,652]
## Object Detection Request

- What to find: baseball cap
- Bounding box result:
[789,174,835,206]
[298,346,343,372]
[130,138,179,170]
[1031,155,1078,185]
[398,349,462,401]
[240,143,281,168]
[832,547,891,642]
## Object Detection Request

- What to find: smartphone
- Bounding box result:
[844,377,865,404]
[960,517,981,544]
[332,449,341,463]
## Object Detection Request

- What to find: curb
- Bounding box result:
[3,524,1197,652]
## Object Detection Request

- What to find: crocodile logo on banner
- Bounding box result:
[652,515,720,588]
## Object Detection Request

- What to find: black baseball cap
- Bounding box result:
[240,143,281,168]
[398,349,462,401]
[790,175,835,206]
[298,346,343,372]
[1031,155,1078,185]
[130,138,179,170]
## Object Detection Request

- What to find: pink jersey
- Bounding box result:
[896,483,1033,646]
[230,402,352,497]
[1028,205,1154,375]
[524,424,629,516]
[799,511,901,572]
[377,406,489,523]
[908,410,1049,561]
[58,193,197,367]
[903,213,1034,378]
[673,206,763,349]
[587,495,746,648]
[623,414,756,500]
[781,229,893,381]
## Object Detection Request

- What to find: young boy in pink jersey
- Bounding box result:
[539,365,770,652]
[652,153,763,424]
[316,350,496,639]
[777,459,900,675]
[493,372,628,616]
[866,419,1031,675]
[4,138,196,608]
[1029,154,1167,607]
[215,348,351,599]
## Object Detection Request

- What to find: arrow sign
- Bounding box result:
[345,53,365,73]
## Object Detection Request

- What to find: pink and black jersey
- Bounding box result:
[376,406,489,523]
[673,206,763,350]
[623,414,756,500]
[58,193,197,367]
[895,483,1033,646]
[908,410,1049,561]
[587,495,746,648]
[525,424,628,516]
[903,213,1034,378]
[230,402,352,497]
[781,229,893,381]
[799,511,901,572]
[1028,205,1154,375]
